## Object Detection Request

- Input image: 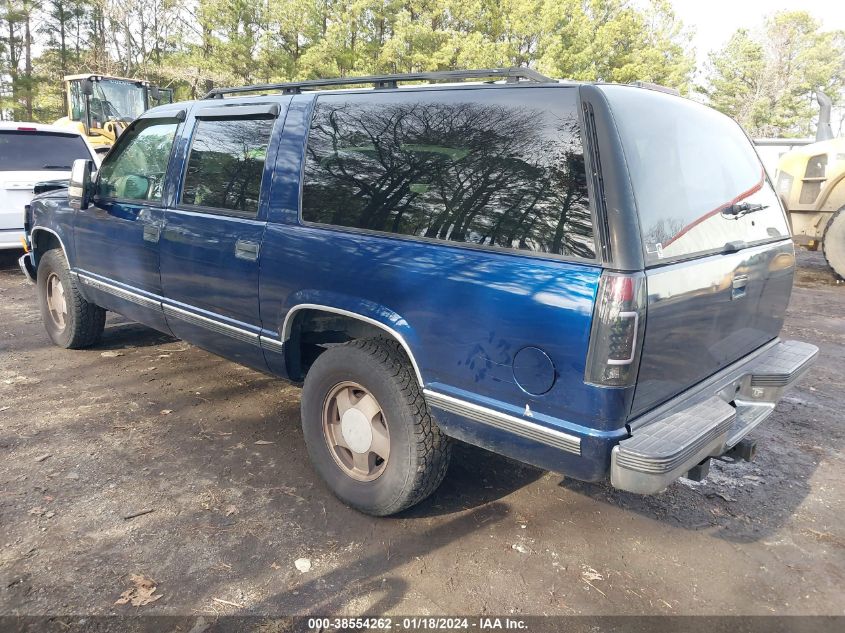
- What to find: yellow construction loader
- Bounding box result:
[53,74,174,154]
[776,91,845,279]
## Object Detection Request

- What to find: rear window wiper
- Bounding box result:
[722,202,769,219]
[42,165,72,170]
[722,239,748,253]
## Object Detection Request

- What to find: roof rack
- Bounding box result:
[203,67,554,99]
[628,80,680,96]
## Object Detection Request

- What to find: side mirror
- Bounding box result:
[149,86,161,101]
[69,159,95,210]
[80,78,94,96]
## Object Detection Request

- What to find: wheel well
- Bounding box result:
[32,230,62,265]
[286,309,415,383]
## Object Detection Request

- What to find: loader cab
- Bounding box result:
[146,86,174,108]
[59,74,148,153]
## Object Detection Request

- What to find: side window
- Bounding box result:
[69,81,86,121]
[97,118,179,202]
[180,118,273,216]
[301,88,595,258]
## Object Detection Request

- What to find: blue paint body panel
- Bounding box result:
[25,85,660,483]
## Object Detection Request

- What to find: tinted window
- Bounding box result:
[97,119,178,201]
[602,86,789,265]
[0,131,91,171]
[302,88,595,258]
[181,118,273,216]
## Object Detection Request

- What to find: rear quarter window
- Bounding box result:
[602,86,789,265]
[0,131,91,171]
[301,87,595,259]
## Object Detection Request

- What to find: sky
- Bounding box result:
[668,0,845,72]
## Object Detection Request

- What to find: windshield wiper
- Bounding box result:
[722,202,769,219]
[42,165,71,170]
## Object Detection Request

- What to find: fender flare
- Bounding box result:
[30,227,71,268]
[280,302,425,387]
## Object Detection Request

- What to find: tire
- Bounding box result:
[301,338,451,516]
[36,249,106,349]
[823,206,845,280]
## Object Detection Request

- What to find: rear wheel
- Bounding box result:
[301,338,451,516]
[37,249,106,349]
[823,206,845,280]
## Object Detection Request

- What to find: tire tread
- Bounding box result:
[39,249,106,349]
[347,338,452,514]
[822,206,845,281]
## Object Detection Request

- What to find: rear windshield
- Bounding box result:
[0,131,91,171]
[603,86,789,265]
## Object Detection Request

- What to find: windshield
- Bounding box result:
[0,131,91,171]
[602,86,789,265]
[91,79,146,123]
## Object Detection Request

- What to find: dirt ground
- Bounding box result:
[1,248,843,622]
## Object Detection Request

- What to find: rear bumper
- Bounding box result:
[0,228,25,250]
[611,339,818,494]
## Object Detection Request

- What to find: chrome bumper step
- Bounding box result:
[611,339,818,494]
[750,340,819,387]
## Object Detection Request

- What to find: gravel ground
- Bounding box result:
[0,248,843,622]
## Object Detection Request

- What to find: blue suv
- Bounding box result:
[19,68,818,515]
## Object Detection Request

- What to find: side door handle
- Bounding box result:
[143,224,161,243]
[731,274,749,300]
[235,239,260,261]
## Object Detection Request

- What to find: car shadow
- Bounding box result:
[399,442,544,518]
[558,390,836,544]
[99,317,177,350]
[0,249,23,271]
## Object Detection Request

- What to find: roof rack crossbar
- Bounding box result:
[203,67,553,99]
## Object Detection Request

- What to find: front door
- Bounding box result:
[159,103,284,371]
[73,117,181,332]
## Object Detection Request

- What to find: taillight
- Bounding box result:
[585,272,646,387]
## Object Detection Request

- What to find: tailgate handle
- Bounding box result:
[235,239,260,261]
[732,274,748,300]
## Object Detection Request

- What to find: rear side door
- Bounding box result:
[159,101,286,371]
[73,115,182,331]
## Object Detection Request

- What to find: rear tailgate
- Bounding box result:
[1,130,88,230]
[633,241,793,415]
[1,171,74,231]
[600,86,794,417]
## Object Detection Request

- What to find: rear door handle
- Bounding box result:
[731,274,748,300]
[235,239,260,261]
[143,224,161,243]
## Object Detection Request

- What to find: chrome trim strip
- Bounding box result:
[259,335,285,353]
[281,303,425,386]
[163,304,259,346]
[77,273,161,311]
[423,389,581,456]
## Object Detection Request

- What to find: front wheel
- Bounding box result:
[36,249,106,349]
[301,338,451,516]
